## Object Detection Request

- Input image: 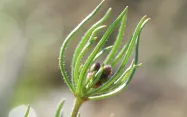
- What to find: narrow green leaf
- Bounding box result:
[72,7,111,68]
[59,0,105,93]
[88,16,148,95]
[96,18,150,96]
[111,40,129,67]
[93,46,113,61]
[78,64,83,74]
[72,7,111,85]
[76,8,129,95]
[104,6,128,64]
[24,105,30,117]
[119,62,139,85]
[125,18,150,85]
[55,100,65,117]
[74,25,106,89]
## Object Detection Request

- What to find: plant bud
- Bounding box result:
[87,72,94,78]
[102,65,112,78]
[89,64,112,89]
[93,81,102,88]
[90,62,101,72]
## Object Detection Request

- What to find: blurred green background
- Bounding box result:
[1,0,187,117]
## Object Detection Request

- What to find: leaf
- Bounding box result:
[9,105,36,117]
[111,39,129,66]
[55,100,65,117]
[76,8,129,94]
[88,16,149,95]
[24,105,30,117]
[104,7,128,64]
[93,46,113,61]
[125,18,150,85]
[59,0,105,93]
[72,7,111,86]
[73,25,107,89]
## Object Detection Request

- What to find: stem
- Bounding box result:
[71,97,84,117]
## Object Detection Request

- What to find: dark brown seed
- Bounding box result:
[90,62,101,72]
[89,64,112,89]
[102,65,112,77]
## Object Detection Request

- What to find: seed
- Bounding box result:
[90,62,101,72]
[102,65,112,77]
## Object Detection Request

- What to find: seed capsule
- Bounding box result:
[93,65,112,88]
[90,62,101,72]
[87,63,112,89]
[102,65,112,78]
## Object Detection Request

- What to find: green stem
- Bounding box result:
[71,97,84,117]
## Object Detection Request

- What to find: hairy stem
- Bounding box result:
[71,97,84,117]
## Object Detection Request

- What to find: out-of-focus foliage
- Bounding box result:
[9,105,36,117]
[1,0,187,117]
